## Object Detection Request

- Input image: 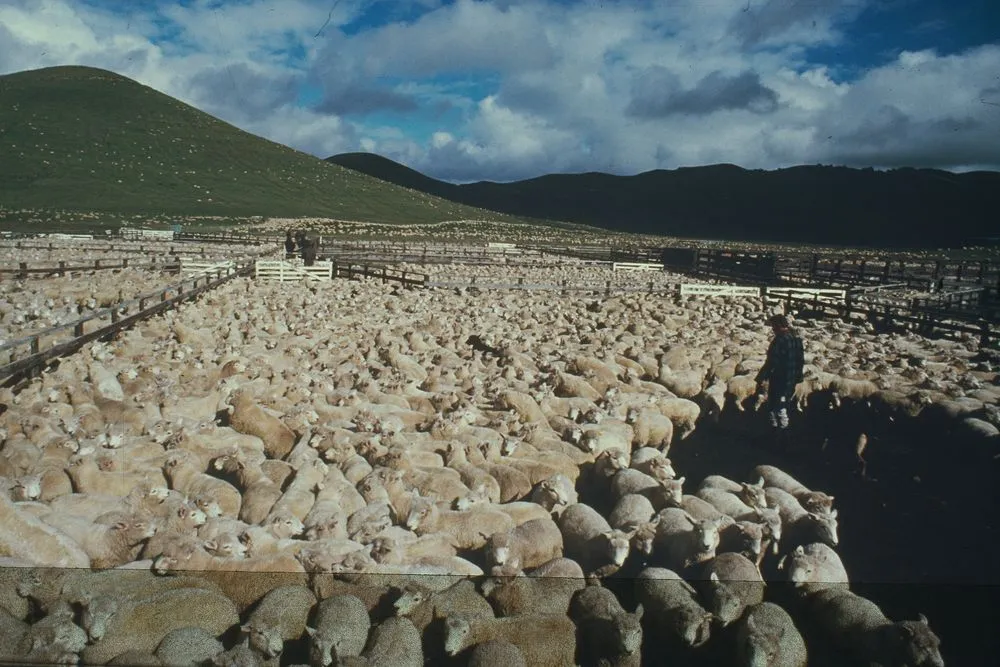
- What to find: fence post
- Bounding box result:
[18,262,27,279]
[606,280,611,297]
[561,279,568,296]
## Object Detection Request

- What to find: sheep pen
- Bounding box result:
[0,239,996,666]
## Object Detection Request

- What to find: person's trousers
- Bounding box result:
[767,386,792,430]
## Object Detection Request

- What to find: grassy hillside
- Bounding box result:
[0,65,528,225]
[327,153,1000,248]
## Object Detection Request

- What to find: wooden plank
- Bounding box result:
[680,284,761,297]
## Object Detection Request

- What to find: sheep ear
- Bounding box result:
[918,613,929,625]
[755,477,765,488]
[794,545,804,556]
[634,603,644,621]
[830,508,838,518]
[746,615,756,631]
[676,476,685,485]
[204,540,217,551]
[112,521,128,531]
[305,626,316,637]
[709,572,719,582]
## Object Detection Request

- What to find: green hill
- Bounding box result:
[327,153,1000,248]
[0,65,528,226]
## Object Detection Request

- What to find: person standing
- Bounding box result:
[284,230,296,258]
[754,314,805,450]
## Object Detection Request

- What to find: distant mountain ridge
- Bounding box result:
[327,152,1000,247]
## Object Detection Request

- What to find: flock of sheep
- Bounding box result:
[0,239,993,666]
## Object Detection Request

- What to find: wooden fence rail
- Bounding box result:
[0,258,180,278]
[0,262,255,387]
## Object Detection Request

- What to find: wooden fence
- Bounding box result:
[679,283,761,297]
[0,257,179,278]
[765,287,847,305]
[0,261,255,387]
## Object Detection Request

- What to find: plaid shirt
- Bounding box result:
[756,330,804,393]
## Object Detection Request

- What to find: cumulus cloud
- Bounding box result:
[0,0,997,183]
[626,68,780,117]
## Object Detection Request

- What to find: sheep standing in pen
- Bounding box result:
[241,584,317,664]
[634,567,713,649]
[569,584,643,667]
[734,601,808,667]
[485,517,564,571]
[803,588,944,667]
[306,594,371,667]
[557,502,632,576]
[442,613,577,666]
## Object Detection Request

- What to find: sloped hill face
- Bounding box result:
[328,151,1000,247]
[0,66,514,223]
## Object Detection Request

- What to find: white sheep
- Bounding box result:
[241,584,317,661]
[654,398,701,440]
[306,594,371,667]
[405,496,515,551]
[634,567,713,648]
[652,507,724,573]
[626,406,674,452]
[777,542,849,595]
[764,487,838,554]
[442,613,577,665]
[752,464,834,515]
[557,502,631,575]
[485,516,563,571]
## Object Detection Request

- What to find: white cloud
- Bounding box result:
[0,0,997,184]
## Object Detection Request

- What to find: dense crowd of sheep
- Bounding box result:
[1,250,994,666]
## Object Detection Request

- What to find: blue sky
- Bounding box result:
[1,0,998,182]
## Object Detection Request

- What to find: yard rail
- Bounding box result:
[0,261,255,387]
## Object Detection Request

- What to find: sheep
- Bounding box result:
[211,450,282,525]
[154,627,224,667]
[611,468,685,510]
[752,464,835,514]
[498,389,548,424]
[467,639,528,667]
[267,457,327,523]
[17,599,87,656]
[162,450,242,518]
[652,507,724,573]
[698,474,767,509]
[65,455,167,497]
[695,487,761,520]
[569,585,643,666]
[347,616,423,667]
[529,556,586,578]
[393,578,494,635]
[609,493,656,532]
[654,398,701,440]
[405,495,515,551]
[734,601,808,667]
[804,588,943,667]
[369,532,458,567]
[442,613,577,666]
[40,510,156,569]
[726,374,760,412]
[0,493,90,568]
[764,487,838,553]
[480,462,533,503]
[634,567,713,648]
[777,543,849,595]
[528,473,578,515]
[79,587,239,665]
[227,388,297,460]
[694,552,765,627]
[479,574,585,617]
[625,407,674,451]
[629,447,677,482]
[305,594,370,667]
[557,502,631,576]
[698,379,728,423]
[485,516,563,572]
[241,584,317,662]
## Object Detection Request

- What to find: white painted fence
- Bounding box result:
[486,242,516,249]
[120,228,176,241]
[46,233,94,240]
[680,283,760,297]
[255,260,333,282]
[181,259,237,278]
[612,262,663,272]
[765,287,846,304]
